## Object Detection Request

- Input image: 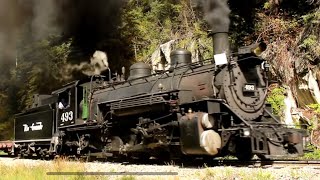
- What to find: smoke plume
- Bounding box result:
[31,0,61,40]
[62,50,109,79]
[0,0,126,79]
[201,0,231,33]
[0,0,62,71]
[0,0,22,74]
[0,0,232,79]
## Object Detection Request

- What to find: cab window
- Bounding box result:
[58,89,70,109]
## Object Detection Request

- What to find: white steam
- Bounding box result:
[62,50,109,79]
[89,50,109,75]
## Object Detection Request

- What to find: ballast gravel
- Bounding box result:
[0,157,320,180]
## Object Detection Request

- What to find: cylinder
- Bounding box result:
[200,130,221,155]
[201,113,214,129]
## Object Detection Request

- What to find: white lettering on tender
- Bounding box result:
[23,122,43,132]
[23,124,30,132]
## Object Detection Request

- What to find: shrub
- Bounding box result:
[266,87,286,117]
[302,144,320,160]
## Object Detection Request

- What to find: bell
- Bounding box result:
[253,42,267,56]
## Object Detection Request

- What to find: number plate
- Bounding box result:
[59,111,75,126]
[243,84,256,92]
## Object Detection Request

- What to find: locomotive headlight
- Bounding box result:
[243,129,251,137]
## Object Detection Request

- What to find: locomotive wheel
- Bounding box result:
[257,154,270,160]
[85,150,97,162]
[109,136,123,152]
[139,154,151,161]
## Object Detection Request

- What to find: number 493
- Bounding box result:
[61,111,73,122]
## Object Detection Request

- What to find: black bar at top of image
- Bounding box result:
[47,172,179,176]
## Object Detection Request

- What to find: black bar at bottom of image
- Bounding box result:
[47,172,179,176]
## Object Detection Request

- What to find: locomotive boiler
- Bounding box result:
[11,31,308,161]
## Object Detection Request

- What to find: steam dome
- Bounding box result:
[170,48,192,67]
[128,62,152,80]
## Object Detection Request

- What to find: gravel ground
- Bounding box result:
[1,157,320,180]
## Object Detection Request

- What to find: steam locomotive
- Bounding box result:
[5,31,308,161]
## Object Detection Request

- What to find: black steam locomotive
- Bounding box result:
[9,32,308,161]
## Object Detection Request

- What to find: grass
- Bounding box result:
[196,167,276,180]
[0,157,180,180]
[0,158,110,180]
[301,145,320,160]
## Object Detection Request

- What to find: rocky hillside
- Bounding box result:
[257,1,320,147]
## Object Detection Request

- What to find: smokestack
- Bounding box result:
[212,32,229,55]
[202,0,231,56]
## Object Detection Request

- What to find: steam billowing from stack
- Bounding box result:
[201,0,231,56]
[88,50,109,75]
[62,50,109,79]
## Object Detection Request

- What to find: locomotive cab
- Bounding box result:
[52,81,88,127]
[53,83,75,127]
[52,76,109,129]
